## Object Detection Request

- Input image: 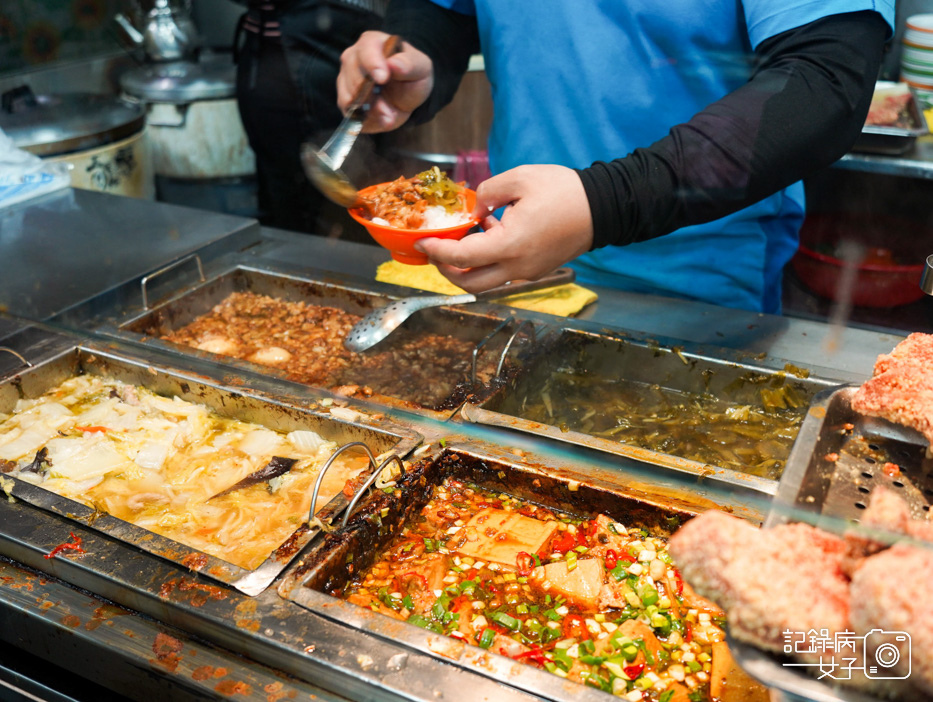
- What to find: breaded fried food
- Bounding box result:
[851,333,933,447]
[850,543,933,696]
[668,511,849,658]
[844,487,933,575]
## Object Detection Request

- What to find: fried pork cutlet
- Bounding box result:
[850,544,933,696]
[843,486,933,574]
[851,333,933,448]
[668,511,850,659]
[670,489,933,699]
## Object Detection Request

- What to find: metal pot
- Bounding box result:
[114,0,200,63]
[120,56,255,180]
[0,86,153,199]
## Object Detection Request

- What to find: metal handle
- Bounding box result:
[140,253,205,309]
[473,267,576,301]
[0,347,32,369]
[495,319,536,379]
[114,13,144,46]
[922,254,933,296]
[469,317,538,387]
[341,454,404,529]
[146,103,189,128]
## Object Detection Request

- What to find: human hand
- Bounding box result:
[414,165,594,292]
[337,31,434,133]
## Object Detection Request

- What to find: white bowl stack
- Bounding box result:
[902,14,933,90]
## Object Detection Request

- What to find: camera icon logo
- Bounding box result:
[863,629,911,679]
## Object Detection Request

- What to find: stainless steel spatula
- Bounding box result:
[344,267,576,352]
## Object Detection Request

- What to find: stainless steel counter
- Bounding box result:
[0,188,260,320]
[0,189,923,702]
[254,227,908,384]
[836,138,933,179]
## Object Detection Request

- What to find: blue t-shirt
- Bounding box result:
[430,0,894,312]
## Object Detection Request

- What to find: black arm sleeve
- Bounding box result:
[382,0,480,125]
[579,11,889,250]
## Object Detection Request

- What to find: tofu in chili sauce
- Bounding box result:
[338,479,766,701]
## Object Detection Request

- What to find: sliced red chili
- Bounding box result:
[450,594,471,612]
[617,550,638,564]
[550,532,576,554]
[684,621,693,642]
[515,551,536,577]
[673,568,684,595]
[623,663,645,679]
[513,645,550,665]
[45,532,85,559]
[74,425,109,433]
[604,549,618,570]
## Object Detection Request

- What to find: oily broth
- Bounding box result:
[500,370,808,479]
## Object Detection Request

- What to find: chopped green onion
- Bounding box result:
[489,611,521,632]
[566,551,578,571]
[407,614,442,633]
[478,627,496,649]
[551,647,573,671]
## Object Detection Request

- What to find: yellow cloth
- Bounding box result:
[376,261,598,317]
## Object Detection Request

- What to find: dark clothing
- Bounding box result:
[235,0,385,236]
[384,2,887,251]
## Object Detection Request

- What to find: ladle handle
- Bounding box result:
[346,34,403,120]
[473,267,577,300]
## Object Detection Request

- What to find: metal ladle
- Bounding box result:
[300,34,402,208]
[344,267,577,352]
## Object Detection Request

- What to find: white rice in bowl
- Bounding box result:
[372,205,471,230]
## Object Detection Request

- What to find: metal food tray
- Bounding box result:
[279,442,716,702]
[727,385,933,702]
[768,385,932,529]
[852,82,929,156]
[91,260,532,420]
[461,327,836,496]
[0,343,422,596]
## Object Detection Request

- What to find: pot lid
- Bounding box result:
[0,87,146,157]
[120,57,236,102]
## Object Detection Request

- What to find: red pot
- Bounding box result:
[791,213,929,308]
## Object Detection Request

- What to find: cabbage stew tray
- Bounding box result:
[0,343,421,595]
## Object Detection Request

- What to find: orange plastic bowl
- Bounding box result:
[348,183,479,265]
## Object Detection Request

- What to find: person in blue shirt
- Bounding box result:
[336,0,894,313]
